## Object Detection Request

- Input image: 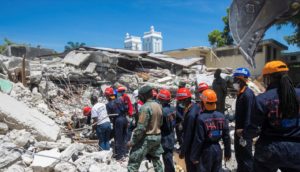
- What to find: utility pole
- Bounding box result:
[22,55,26,86]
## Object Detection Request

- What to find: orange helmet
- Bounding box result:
[176,88,192,100]
[104,87,114,96]
[262,61,289,75]
[198,82,209,93]
[83,106,92,116]
[117,86,127,92]
[200,89,217,111]
[157,89,171,101]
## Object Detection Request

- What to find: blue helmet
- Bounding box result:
[233,68,251,78]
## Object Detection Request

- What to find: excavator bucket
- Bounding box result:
[229,0,300,68]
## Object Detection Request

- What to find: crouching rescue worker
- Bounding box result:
[243,61,300,171]
[127,86,164,172]
[105,87,128,161]
[83,106,92,125]
[177,88,201,172]
[232,68,255,172]
[190,89,231,172]
[157,89,176,172]
[90,95,112,150]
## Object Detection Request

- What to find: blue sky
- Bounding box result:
[0,0,299,52]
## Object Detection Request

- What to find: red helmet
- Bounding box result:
[117,86,127,92]
[157,89,171,101]
[83,106,92,116]
[198,82,209,93]
[176,88,192,100]
[152,89,158,97]
[104,87,114,96]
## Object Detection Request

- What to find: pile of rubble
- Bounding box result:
[0,49,266,171]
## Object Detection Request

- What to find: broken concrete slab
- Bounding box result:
[60,143,85,161]
[31,148,61,172]
[84,62,97,74]
[156,76,173,84]
[0,148,21,169]
[0,92,60,141]
[63,51,91,66]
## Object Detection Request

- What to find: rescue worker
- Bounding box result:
[83,106,92,125]
[212,69,227,113]
[177,87,201,172]
[127,85,164,172]
[243,61,300,171]
[190,89,231,172]
[90,95,112,150]
[197,82,209,108]
[132,89,143,128]
[117,86,133,117]
[105,87,128,161]
[175,81,186,147]
[157,89,176,172]
[232,68,255,172]
[117,86,134,142]
[198,82,209,94]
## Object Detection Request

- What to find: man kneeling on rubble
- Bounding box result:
[105,87,128,161]
[90,95,112,151]
[190,89,231,172]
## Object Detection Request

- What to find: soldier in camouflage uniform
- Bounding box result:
[127,85,164,172]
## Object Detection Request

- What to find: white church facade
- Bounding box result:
[124,26,163,53]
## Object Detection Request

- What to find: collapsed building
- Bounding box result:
[0,45,265,172]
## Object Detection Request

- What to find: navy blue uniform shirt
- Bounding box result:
[235,87,256,129]
[190,110,231,161]
[245,86,300,141]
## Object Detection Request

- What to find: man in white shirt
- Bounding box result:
[91,95,112,150]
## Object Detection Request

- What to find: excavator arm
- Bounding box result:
[229,0,300,68]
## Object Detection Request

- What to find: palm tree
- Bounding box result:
[64,42,86,52]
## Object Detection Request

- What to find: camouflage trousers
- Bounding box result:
[128,135,164,172]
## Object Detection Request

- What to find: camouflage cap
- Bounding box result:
[138,85,152,95]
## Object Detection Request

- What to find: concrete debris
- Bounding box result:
[34,141,70,151]
[21,154,34,165]
[0,122,9,134]
[60,143,85,161]
[0,50,269,171]
[6,164,26,172]
[7,129,35,147]
[84,62,97,74]
[54,162,77,172]
[30,148,61,172]
[74,151,114,171]
[0,92,60,141]
[0,146,21,169]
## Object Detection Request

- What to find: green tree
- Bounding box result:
[64,42,86,52]
[0,38,15,54]
[208,8,233,47]
[277,12,300,47]
[208,30,225,47]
